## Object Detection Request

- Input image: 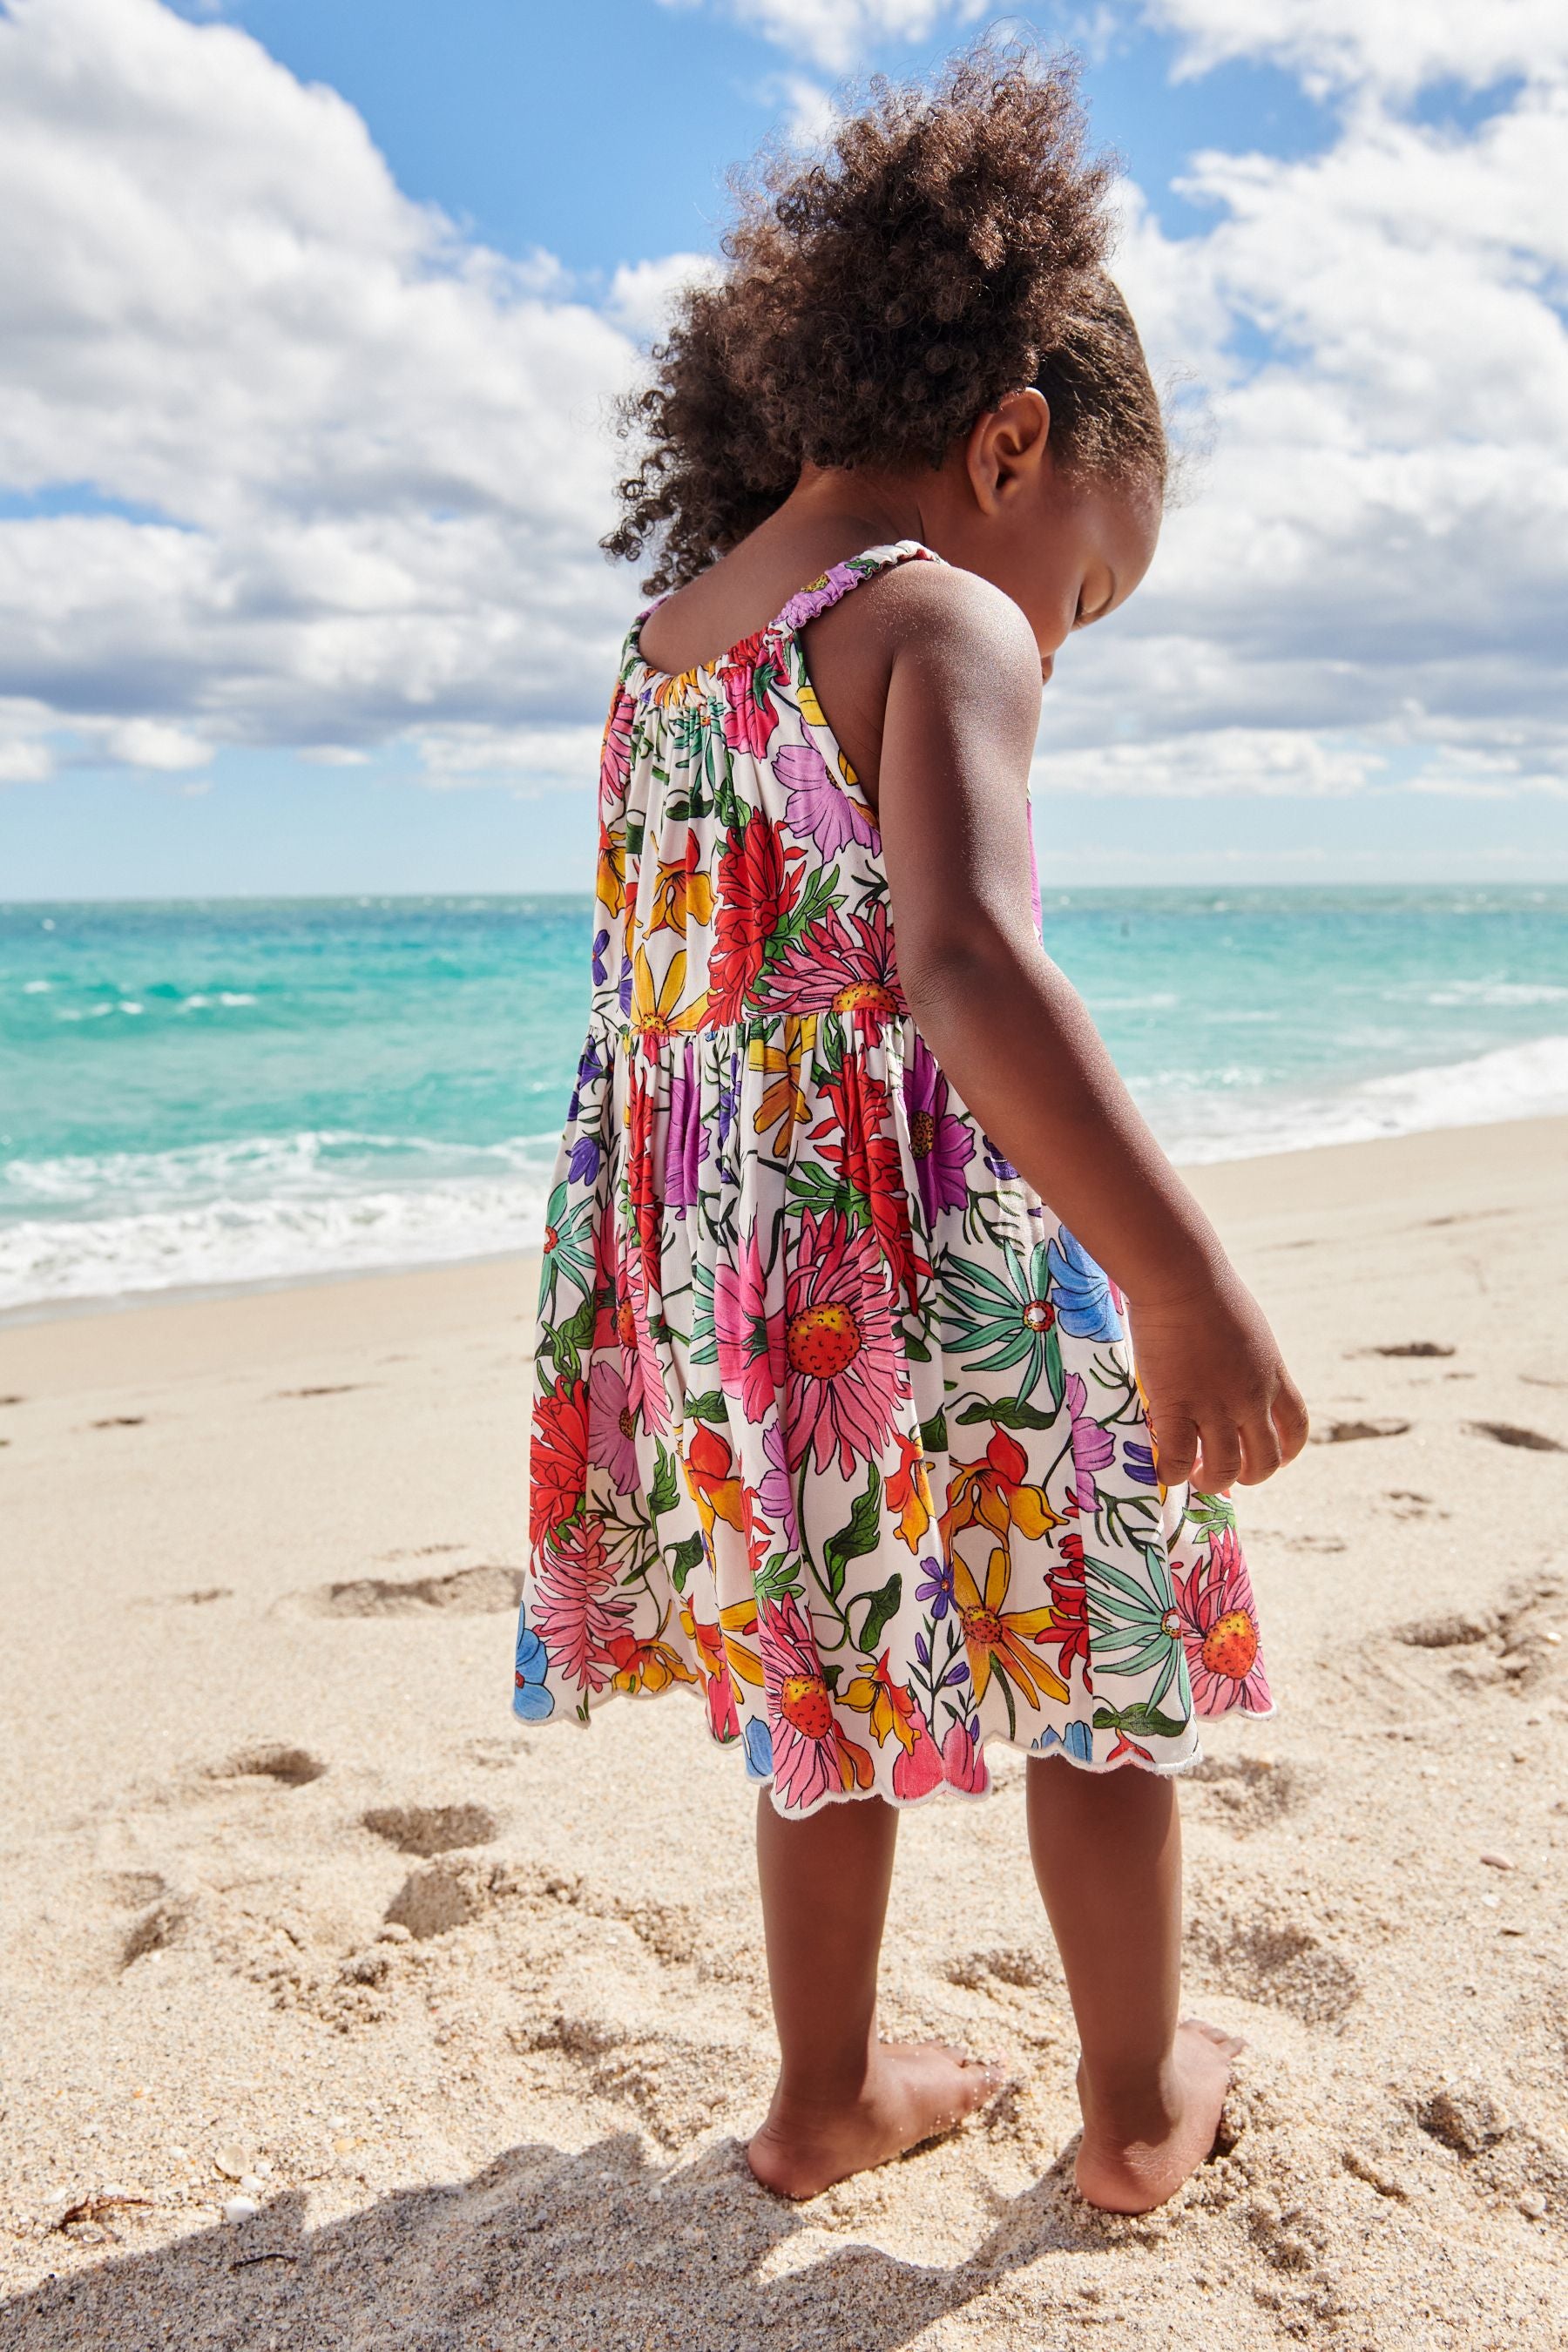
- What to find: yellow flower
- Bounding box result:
[719,1594,765,1689]
[953,1544,1068,1709]
[841,1653,923,1753]
[797,678,826,728]
[747,1015,817,1151]
[942,1427,1058,1547]
[648,841,714,939]
[597,822,625,918]
[630,944,709,1038]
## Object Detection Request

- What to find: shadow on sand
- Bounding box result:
[7,2126,1121,2350]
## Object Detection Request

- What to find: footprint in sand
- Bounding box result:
[945,1945,1057,1993]
[383,1854,503,1939]
[271,1383,365,1399]
[1362,1342,1455,1359]
[1465,1420,1566,1455]
[287,1564,524,1619]
[362,1801,498,1856]
[1311,1417,1412,1444]
[1186,1754,1308,1835]
[1187,1905,1360,2026]
[120,1894,191,1970]
[215,1742,328,1787]
[90,1415,145,1429]
[133,1585,233,1609]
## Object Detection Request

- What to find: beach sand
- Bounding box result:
[2,1114,1566,2350]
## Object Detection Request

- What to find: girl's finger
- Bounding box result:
[1152,1410,1200,1488]
[1192,1421,1241,1495]
[1272,1377,1311,1463]
[1237,1411,1283,1485]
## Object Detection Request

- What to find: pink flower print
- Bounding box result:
[1172,1525,1271,1715]
[721,645,779,760]
[585,1356,639,1493]
[1064,1370,1115,1512]
[941,1719,990,1794]
[713,1224,787,1424]
[891,1721,945,1801]
[759,1591,874,1812]
[783,1206,908,1478]
[775,740,875,858]
[615,1234,671,1441]
[757,1416,800,1549]
[770,902,905,1022]
[902,1033,974,1226]
[533,1520,632,1695]
[599,682,634,811]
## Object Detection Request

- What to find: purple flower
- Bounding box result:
[567,1132,601,1186]
[665,1041,707,1214]
[591,929,610,986]
[775,740,876,857]
[902,1035,974,1226]
[774,560,865,631]
[1064,1369,1116,1511]
[758,1416,800,1546]
[586,1357,639,1492]
[983,1134,1018,1183]
[915,1554,954,1621]
[1124,1441,1159,1488]
[618,962,633,1018]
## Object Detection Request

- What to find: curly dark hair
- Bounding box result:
[604,43,1166,592]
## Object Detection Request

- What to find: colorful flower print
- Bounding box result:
[520,538,1271,1815]
[1173,1525,1271,1714]
[783,1207,908,1477]
[776,739,876,857]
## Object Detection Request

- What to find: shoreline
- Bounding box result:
[4,1106,1565,1336]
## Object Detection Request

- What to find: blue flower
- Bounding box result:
[743,1717,774,1780]
[1045,1226,1124,1341]
[512,1607,554,1723]
[1033,1719,1094,1762]
[1123,1440,1159,1487]
[567,1132,601,1186]
[915,1554,954,1620]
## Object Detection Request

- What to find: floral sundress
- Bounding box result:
[517,540,1272,1816]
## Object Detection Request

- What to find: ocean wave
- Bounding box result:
[1159,1031,1568,1165]
[3,1037,1567,1312]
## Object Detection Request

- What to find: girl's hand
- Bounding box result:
[1128,1266,1309,1493]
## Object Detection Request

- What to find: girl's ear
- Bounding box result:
[964,387,1052,516]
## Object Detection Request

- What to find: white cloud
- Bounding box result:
[0,0,643,787]
[603,252,722,344]
[1145,0,1568,98]
[1032,728,1388,797]
[97,718,211,770]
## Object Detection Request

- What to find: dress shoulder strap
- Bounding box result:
[770,539,944,635]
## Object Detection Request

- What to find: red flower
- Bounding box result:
[1036,1528,1092,1690]
[720,639,781,760]
[810,1054,926,1308]
[529,1375,590,1549]
[708,813,796,1024]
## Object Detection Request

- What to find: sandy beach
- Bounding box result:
[3,1113,1566,2350]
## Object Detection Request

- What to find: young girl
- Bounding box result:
[517,47,1308,2216]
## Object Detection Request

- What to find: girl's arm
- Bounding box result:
[876,565,1308,1491]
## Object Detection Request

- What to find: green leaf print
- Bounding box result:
[648,1442,679,1522]
[686,1389,728,1425]
[821,1462,882,1600]
[856,1573,902,1653]
[956,1395,1058,1431]
[754,1551,801,1604]
[665,1532,705,1593]
[918,1408,949,1454]
[1092,1702,1189,1741]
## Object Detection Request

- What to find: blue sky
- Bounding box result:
[2,0,1566,895]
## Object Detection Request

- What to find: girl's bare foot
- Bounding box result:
[1073,2018,1241,2214]
[746,2038,1006,2200]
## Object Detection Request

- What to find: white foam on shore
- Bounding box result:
[3,1034,1566,1313]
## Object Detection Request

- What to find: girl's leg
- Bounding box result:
[1025,1758,1240,2212]
[746,1789,1004,2199]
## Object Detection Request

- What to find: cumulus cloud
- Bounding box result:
[0,0,639,786]
[1146,0,1568,99]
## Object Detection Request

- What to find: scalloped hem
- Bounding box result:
[510,1673,1279,1822]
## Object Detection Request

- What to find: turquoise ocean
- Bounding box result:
[3,888,1565,1318]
